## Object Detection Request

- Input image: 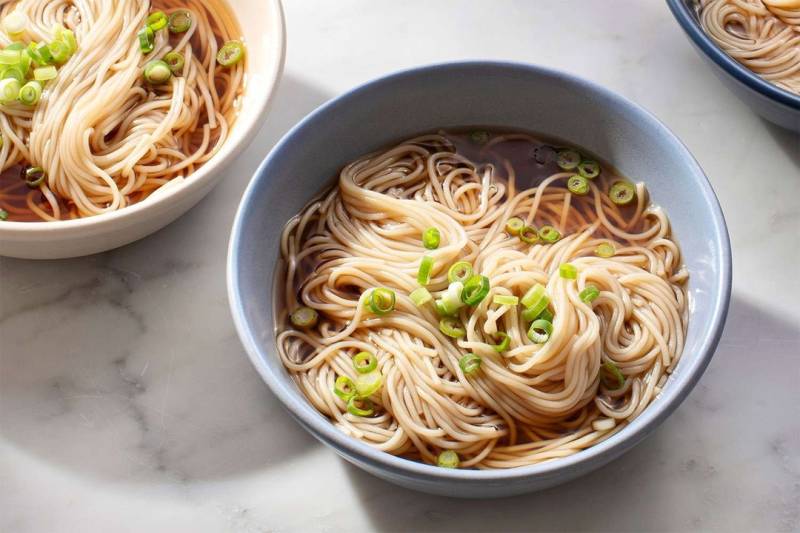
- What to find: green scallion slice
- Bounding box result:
[47,40,70,65]
[368,288,396,315]
[520,225,539,244]
[567,174,590,195]
[17,80,41,106]
[601,361,625,390]
[33,65,57,82]
[0,78,21,104]
[437,450,460,468]
[354,371,383,398]
[2,12,27,36]
[409,287,432,307]
[353,351,378,374]
[217,40,245,67]
[505,217,524,236]
[147,11,169,31]
[417,254,434,285]
[0,208,8,221]
[559,263,578,280]
[290,306,318,328]
[347,397,374,417]
[422,227,440,249]
[0,49,21,65]
[556,149,581,170]
[163,51,185,74]
[578,159,601,178]
[439,316,465,338]
[1,65,25,82]
[538,308,554,323]
[436,281,464,316]
[35,42,53,64]
[521,283,546,310]
[334,376,356,401]
[609,181,635,206]
[538,225,561,243]
[492,294,519,306]
[168,10,193,33]
[459,353,482,375]
[490,332,510,352]
[527,319,553,344]
[447,261,473,284]
[23,166,46,188]
[595,242,616,258]
[461,275,490,306]
[143,59,172,84]
[138,26,155,54]
[579,284,600,303]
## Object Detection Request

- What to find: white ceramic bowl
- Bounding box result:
[0,0,285,259]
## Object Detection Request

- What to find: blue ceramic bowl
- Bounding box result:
[227,62,732,498]
[667,0,800,132]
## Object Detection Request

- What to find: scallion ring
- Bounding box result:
[163,51,185,74]
[527,319,553,344]
[33,65,57,82]
[609,181,636,206]
[422,227,440,249]
[492,294,518,306]
[355,371,383,398]
[143,59,172,85]
[23,166,46,188]
[439,316,465,338]
[538,225,561,243]
[353,351,378,374]
[417,254,434,285]
[0,208,8,221]
[138,26,155,54]
[505,217,524,236]
[490,332,510,352]
[17,80,41,106]
[519,225,539,244]
[334,376,356,401]
[447,261,473,284]
[147,11,169,31]
[290,306,318,328]
[409,287,432,307]
[2,11,27,36]
[595,242,616,258]
[578,159,601,178]
[567,174,590,195]
[168,10,192,33]
[368,288,396,315]
[580,284,600,304]
[559,263,578,280]
[459,353,482,375]
[461,275,490,306]
[217,40,245,67]
[347,397,374,417]
[601,361,625,390]
[556,149,581,170]
[47,40,70,65]
[0,78,20,104]
[437,450,460,468]
[521,283,546,309]
[538,308,554,323]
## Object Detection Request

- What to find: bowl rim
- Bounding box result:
[227,60,733,483]
[666,0,800,111]
[0,0,286,235]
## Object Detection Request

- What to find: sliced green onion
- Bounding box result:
[505,217,524,236]
[1,66,25,82]
[290,306,318,328]
[437,281,464,316]
[354,371,383,398]
[33,65,57,82]
[559,263,578,280]
[3,12,27,36]
[0,49,21,65]
[168,10,193,33]
[334,376,356,401]
[439,316,465,338]
[417,255,434,285]
[601,361,625,390]
[595,242,616,258]
[138,26,155,54]
[470,130,489,145]
[567,174,590,195]
[448,261,473,284]
[492,294,519,306]
[4,43,25,51]
[409,287,433,307]
[143,59,172,85]
[490,332,510,352]
[520,225,539,244]
[18,50,31,74]
[521,288,550,322]
[527,319,553,344]
[462,275,490,306]
[609,181,636,206]
[422,227,440,249]
[580,284,600,303]
[23,166,46,188]
[353,351,377,374]
[578,160,601,178]
[557,149,581,170]
[437,450,460,468]
[521,283,546,309]
[0,208,8,221]
[163,51,185,74]
[459,353,482,375]
[368,288,396,315]
[147,11,169,31]
[217,40,245,67]
[0,78,21,104]
[47,40,70,64]
[538,225,561,243]
[538,308,554,323]
[347,397,374,417]
[18,81,41,106]
[34,42,53,64]
[57,28,78,54]
[434,300,453,317]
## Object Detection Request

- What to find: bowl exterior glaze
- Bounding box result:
[0,0,286,259]
[228,62,732,498]
[666,0,800,132]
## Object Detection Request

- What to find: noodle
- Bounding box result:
[697,0,800,95]
[0,0,245,221]
[276,131,689,469]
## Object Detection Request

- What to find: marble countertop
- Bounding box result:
[2,1,798,531]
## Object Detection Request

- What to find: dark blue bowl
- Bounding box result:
[666,0,800,132]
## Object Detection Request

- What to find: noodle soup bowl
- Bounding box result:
[667,0,800,132]
[0,0,285,259]
[228,62,732,497]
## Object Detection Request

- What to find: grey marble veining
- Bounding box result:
[1,1,799,531]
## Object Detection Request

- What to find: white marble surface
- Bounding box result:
[1,1,799,531]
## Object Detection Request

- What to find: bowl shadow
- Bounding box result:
[0,74,330,485]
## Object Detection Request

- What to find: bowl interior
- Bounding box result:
[229,62,731,483]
